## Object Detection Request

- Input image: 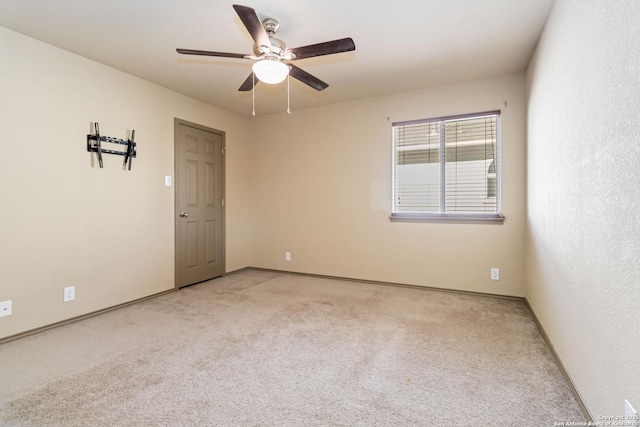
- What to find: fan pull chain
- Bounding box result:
[252,72,256,117]
[287,74,291,114]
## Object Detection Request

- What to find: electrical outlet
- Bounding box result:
[63,286,75,302]
[0,300,12,317]
[490,268,500,281]
[285,252,291,262]
[626,400,638,427]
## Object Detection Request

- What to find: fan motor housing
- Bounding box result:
[253,41,286,56]
[252,18,286,56]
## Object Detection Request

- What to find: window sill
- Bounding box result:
[389,213,505,224]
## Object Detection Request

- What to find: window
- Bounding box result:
[391,111,504,224]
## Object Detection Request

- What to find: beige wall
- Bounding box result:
[526,0,640,418]
[0,27,251,339]
[248,74,527,296]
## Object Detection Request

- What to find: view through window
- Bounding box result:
[391,111,504,223]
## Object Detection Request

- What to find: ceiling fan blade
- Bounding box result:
[176,48,247,59]
[289,65,328,91]
[238,73,256,91]
[289,38,355,60]
[232,4,271,51]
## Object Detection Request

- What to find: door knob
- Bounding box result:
[180,212,189,218]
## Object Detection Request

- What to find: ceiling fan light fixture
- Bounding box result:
[252,59,289,84]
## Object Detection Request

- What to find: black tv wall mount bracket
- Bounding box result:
[87,123,137,170]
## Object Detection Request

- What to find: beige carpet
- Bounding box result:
[0,270,586,426]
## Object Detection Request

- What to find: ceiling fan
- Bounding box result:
[176,4,356,92]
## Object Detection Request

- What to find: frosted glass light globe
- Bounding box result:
[252,60,289,84]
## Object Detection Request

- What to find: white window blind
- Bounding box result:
[391,111,504,223]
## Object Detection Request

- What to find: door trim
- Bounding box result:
[174,118,226,289]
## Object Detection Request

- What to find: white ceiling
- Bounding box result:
[0,0,554,116]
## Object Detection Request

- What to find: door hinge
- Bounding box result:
[222,147,225,155]
[221,198,224,207]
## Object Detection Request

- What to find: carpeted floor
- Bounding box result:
[0,270,586,426]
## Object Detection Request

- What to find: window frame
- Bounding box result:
[390,110,505,225]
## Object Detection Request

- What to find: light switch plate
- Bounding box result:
[165,176,172,187]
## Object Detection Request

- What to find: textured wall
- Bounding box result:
[0,27,251,339]
[526,0,640,417]
[248,74,527,297]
